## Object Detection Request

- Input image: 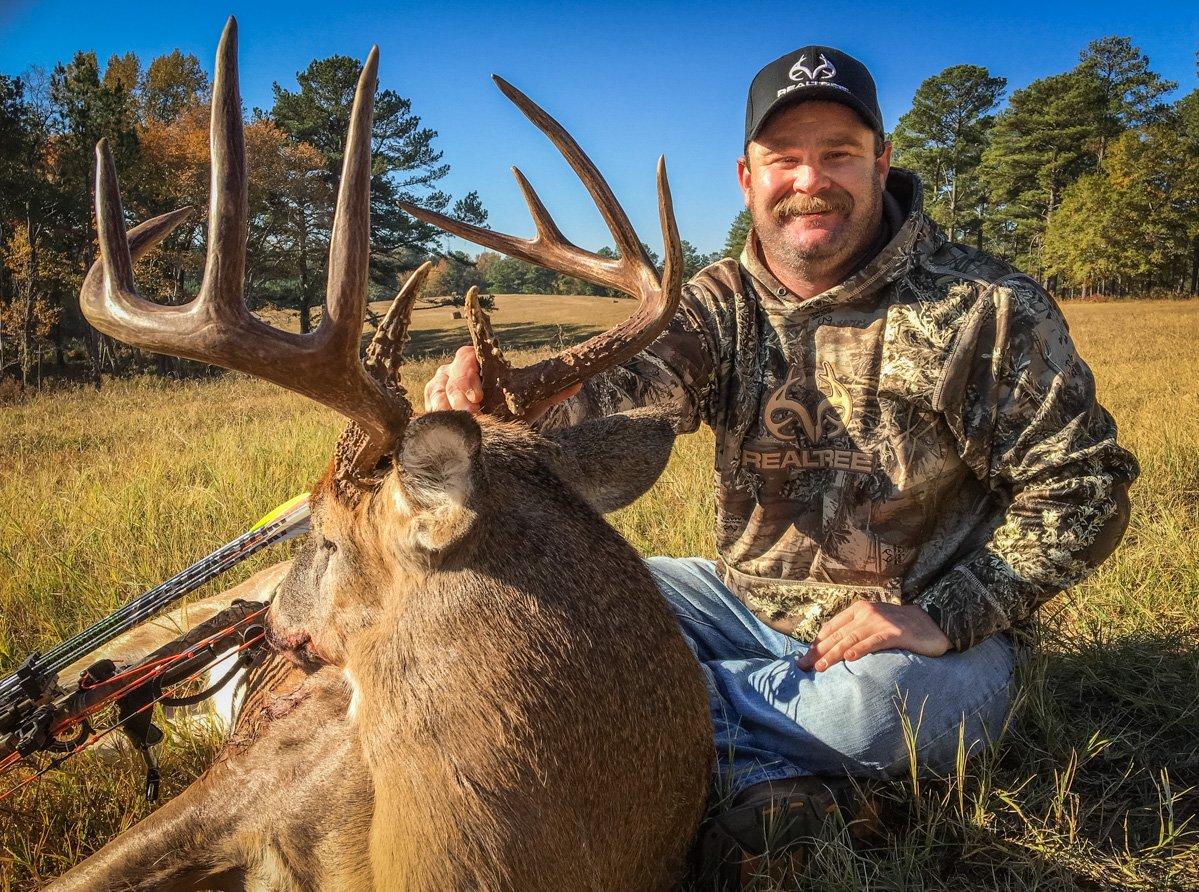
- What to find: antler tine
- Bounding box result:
[81,19,412,474]
[504,154,682,408]
[195,15,248,317]
[395,77,650,292]
[656,154,684,325]
[396,79,682,418]
[322,45,379,360]
[509,168,571,260]
[363,259,433,387]
[463,287,516,415]
[332,260,433,487]
[88,141,196,304]
[493,76,649,269]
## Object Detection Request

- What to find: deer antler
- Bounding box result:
[396,76,682,419]
[80,17,414,482]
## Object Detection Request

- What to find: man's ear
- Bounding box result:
[875,139,892,188]
[388,412,483,555]
[737,154,752,205]
[545,407,677,514]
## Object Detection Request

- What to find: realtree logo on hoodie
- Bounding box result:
[745,361,875,474]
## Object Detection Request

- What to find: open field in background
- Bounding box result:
[263,292,640,358]
[0,299,1197,889]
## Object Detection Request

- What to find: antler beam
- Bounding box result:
[397,77,682,418]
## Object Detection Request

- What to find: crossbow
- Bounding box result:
[0,495,310,802]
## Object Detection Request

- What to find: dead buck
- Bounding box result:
[49,18,712,891]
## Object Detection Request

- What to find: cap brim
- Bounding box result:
[746,88,883,146]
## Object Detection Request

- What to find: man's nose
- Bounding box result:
[791,163,831,195]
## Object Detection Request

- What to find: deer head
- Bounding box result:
[80,16,683,670]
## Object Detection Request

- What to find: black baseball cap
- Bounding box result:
[745,46,884,146]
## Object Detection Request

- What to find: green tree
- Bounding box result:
[1078,36,1176,163]
[0,76,31,244]
[101,52,140,96]
[482,255,556,294]
[270,55,452,271]
[48,52,141,380]
[680,239,719,280]
[1040,171,1120,293]
[723,209,751,259]
[142,50,209,124]
[1045,114,1199,296]
[978,70,1104,275]
[0,75,39,380]
[451,191,488,228]
[892,65,1006,246]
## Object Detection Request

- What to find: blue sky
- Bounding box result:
[2,0,1197,256]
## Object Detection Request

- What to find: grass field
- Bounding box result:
[1,298,1197,889]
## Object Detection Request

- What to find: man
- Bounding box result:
[425,46,1138,874]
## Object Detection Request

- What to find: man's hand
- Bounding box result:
[425,346,485,413]
[423,345,581,422]
[796,602,951,672]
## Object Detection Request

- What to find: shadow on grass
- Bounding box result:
[404,322,607,359]
[691,628,1199,890]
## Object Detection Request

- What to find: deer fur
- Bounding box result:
[50,407,713,891]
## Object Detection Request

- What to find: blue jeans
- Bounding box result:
[648,557,1016,796]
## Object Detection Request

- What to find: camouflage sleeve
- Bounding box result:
[536,283,722,435]
[913,276,1140,651]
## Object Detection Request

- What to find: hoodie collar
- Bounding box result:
[740,168,941,314]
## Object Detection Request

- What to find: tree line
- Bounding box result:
[0,34,1195,391]
[420,239,721,306]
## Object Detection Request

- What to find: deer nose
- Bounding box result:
[264,623,311,654]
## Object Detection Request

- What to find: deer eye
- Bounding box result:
[320,537,338,554]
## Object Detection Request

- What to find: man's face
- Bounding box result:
[738,101,890,282]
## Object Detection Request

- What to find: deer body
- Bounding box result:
[269,415,711,890]
[53,413,710,892]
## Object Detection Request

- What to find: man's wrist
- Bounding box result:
[920,601,943,629]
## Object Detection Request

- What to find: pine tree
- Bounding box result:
[1078,36,1176,163]
[270,56,453,269]
[48,52,141,381]
[723,209,751,259]
[978,70,1104,275]
[892,65,1005,246]
[680,239,719,280]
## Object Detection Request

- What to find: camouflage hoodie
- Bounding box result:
[541,169,1139,651]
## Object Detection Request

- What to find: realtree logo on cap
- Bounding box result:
[788,54,836,84]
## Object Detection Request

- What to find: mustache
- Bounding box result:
[772,189,854,221]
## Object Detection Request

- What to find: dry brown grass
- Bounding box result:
[1,299,1197,889]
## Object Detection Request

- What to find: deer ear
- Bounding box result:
[544,407,677,514]
[387,412,482,554]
